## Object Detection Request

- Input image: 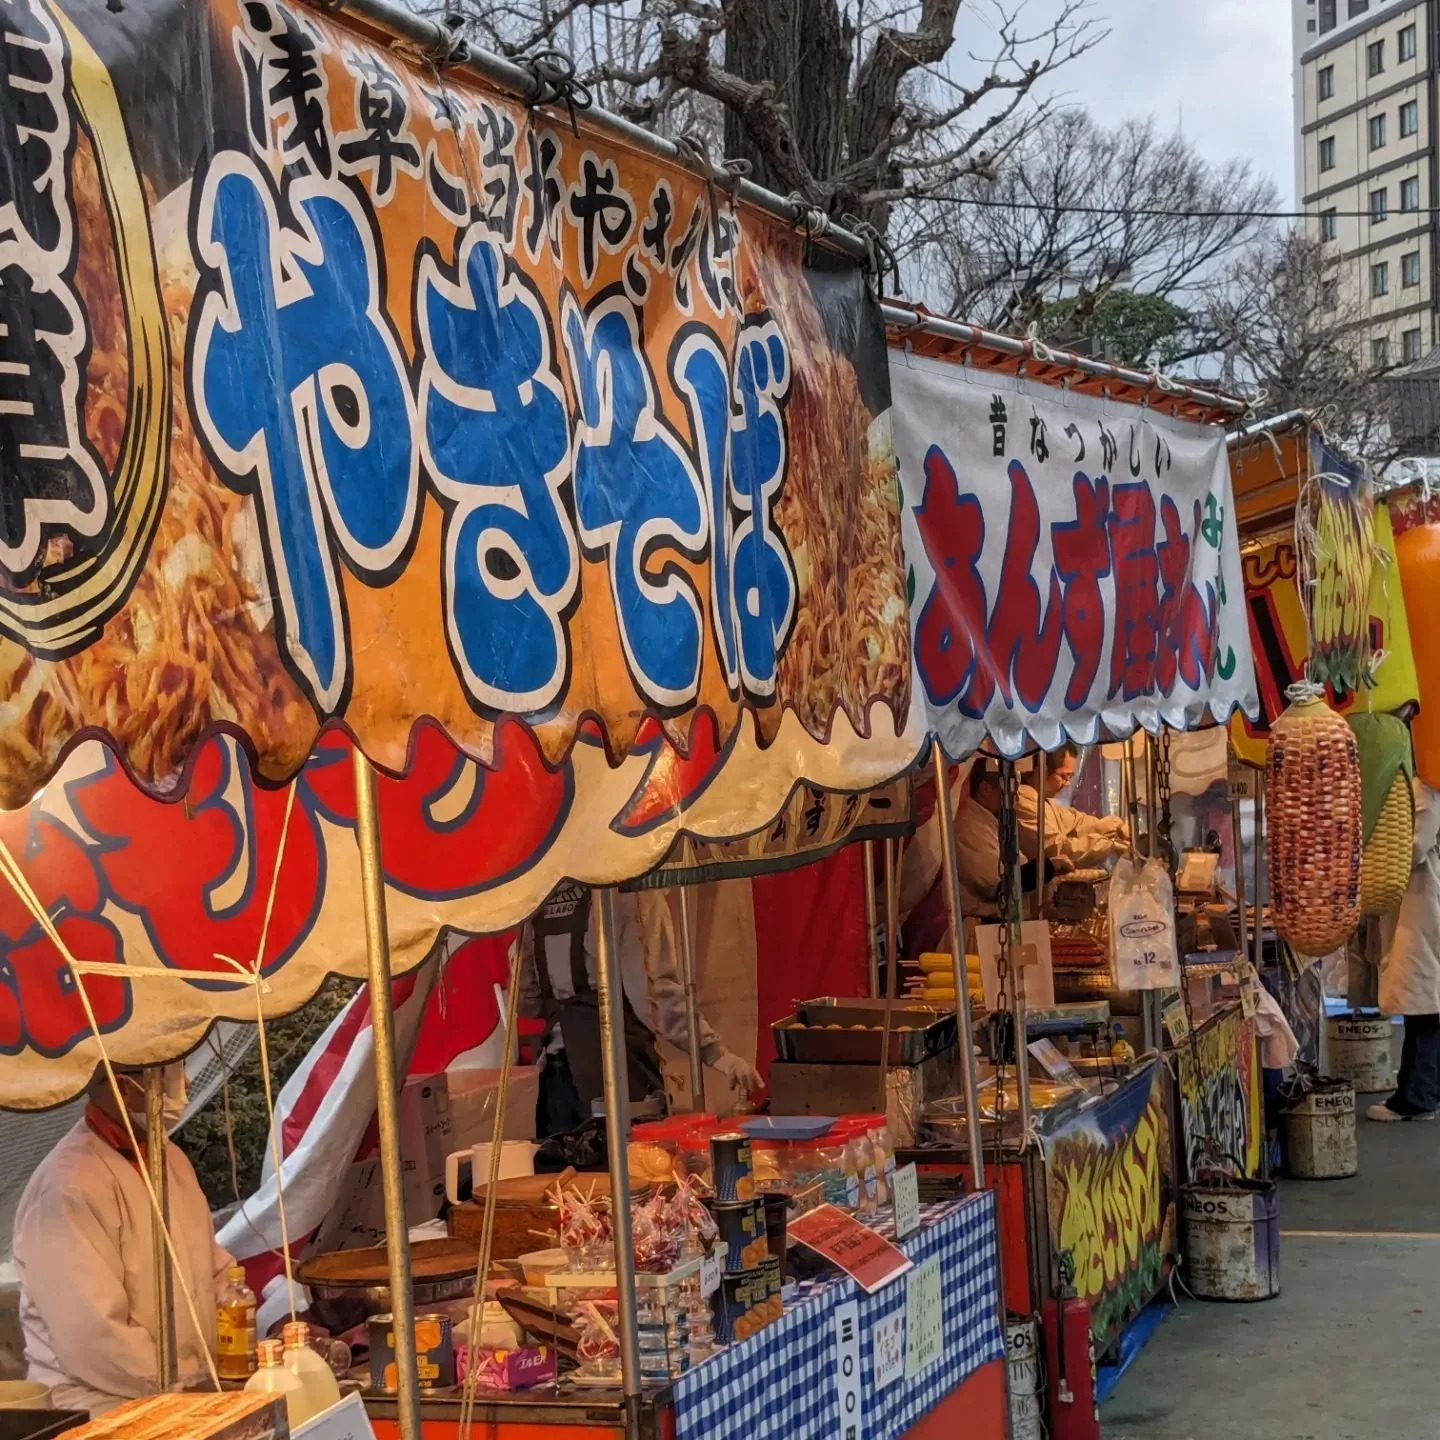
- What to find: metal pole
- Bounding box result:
[1253,786,1266,974]
[863,840,881,999]
[931,741,986,1190]
[594,890,642,1440]
[675,886,706,1112]
[1034,752,1047,921]
[1231,790,1250,966]
[877,838,901,1116]
[352,749,422,1440]
[145,1067,175,1393]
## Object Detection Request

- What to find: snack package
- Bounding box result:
[575,1305,622,1378]
[458,1344,558,1391]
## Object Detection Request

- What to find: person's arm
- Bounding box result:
[1052,803,1126,868]
[18,1178,158,1403]
[515,925,543,1021]
[1014,785,1043,861]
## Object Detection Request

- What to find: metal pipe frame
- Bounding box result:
[1253,786,1266,975]
[877,838,901,1116]
[353,749,423,1440]
[863,840,880,999]
[593,890,643,1439]
[675,886,706,1112]
[145,1067,176,1393]
[930,742,986,1190]
[1034,752,1047,922]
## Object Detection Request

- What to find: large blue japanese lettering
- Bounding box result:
[561,292,706,707]
[190,153,419,711]
[417,226,578,710]
[675,318,795,698]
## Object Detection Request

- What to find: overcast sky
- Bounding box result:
[1031,0,1297,205]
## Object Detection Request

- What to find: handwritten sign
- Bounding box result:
[892,1162,921,1241]
[872,1311,905,1391]
[905,1257,944,1380]
[293,1393,376,1440]
[833,1301,864,1440]
[790,1204,913,1293]
[1162,994,1191,1046]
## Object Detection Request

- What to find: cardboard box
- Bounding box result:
[66,1393,288,1440]
[445,1065,540,1147]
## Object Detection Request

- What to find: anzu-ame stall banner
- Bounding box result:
[1042,1059,1175,1353]
[890,356,1256,757]
[0,0,910,812]
[0,705,917,1109]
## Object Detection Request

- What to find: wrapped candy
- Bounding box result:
[631,1187,682,1274]
[668,1173,718,1256]
[575,1304,621,1378]
[554,1182,613,1268]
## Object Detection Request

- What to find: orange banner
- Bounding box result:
[0,0,909,809]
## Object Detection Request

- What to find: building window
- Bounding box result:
[1349,0,1370,14]
[1373,337,1391,368]
[1400,24,1418,62]
[1372,187,1390,222]
[1404,250,1422,286]
[1371,113,1388,150]
[1402,176,1421,211]
[1323,279,1340,311]
[1319,65,1335,101]
[1320,136,1337,171]
[1372,261,1390,297]
[1320,0,1337,29]
[1402,99,1420,137]
[1321,208,1339,242]
[1405,327,1424,362]
[1369,39,1385,77]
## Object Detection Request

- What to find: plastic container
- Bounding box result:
[281,1319,343,1423]
[245,1337,306,1428]
[0,1415,85,1440]
[216,1263,258,1380]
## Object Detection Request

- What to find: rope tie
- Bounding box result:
[518,48,592,135]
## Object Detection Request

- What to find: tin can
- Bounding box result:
[368,1311,456,1392]
[710,1133,755,1203]
[711,1198,766,1272]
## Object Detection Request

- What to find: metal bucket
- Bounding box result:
[1182,1179,1280,1301]
[1285,1081,1357,1180]
[1008,1387,1044,1440]
[1327,1012,1396,1093]
[1005,1318,1043,1439]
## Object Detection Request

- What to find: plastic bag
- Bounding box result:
[1109,856,1181,990]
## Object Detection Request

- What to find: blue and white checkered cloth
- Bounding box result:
[673,1192,1003,1440]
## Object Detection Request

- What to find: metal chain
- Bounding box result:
[990,760,1021,1169]
[1157,731,1175,870]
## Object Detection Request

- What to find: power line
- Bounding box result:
[927,194,1440,222]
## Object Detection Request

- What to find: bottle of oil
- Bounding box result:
[215,1264,257,1380]
[281,1319,343,1424]
[244,1338,304,1425]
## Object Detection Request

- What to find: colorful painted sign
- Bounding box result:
[0,0,909,811]
[890,357,1256,759]
[1042,1058,1174,1352]
[1229,502,1418,767]
[1173,1005,1264,1180]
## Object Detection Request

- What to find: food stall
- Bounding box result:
[0,0,1018,1433]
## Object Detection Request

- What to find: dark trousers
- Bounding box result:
[1392,1014,1440,1114]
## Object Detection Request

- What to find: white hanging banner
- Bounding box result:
[891,355,1257,758]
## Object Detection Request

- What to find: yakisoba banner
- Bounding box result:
[0,707,916,1109]
[891,356,1257,757]
[0,0,910,811]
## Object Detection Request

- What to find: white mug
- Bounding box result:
[445,1141,539,1204]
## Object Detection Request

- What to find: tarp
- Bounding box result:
[0,712,912,1109]
[0,0,911,811]
[890,354,1256,757]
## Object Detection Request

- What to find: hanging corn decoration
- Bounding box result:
[1265,694,1363,956]
[1348,711,1415,918]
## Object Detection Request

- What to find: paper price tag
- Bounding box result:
[872,1311,905,1391]
[905,1257,944,1380]
[833,1301,864,1440]
[1162,994,1190,1046]
[892,1162,920,1241]
[701,1247,722,1298]
[1227,761,1257,799]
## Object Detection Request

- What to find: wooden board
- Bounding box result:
[64,1394,286,1440]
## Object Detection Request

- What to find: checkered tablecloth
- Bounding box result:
[673,1192,1003,1440]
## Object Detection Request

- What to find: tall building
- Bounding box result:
[1295,0,1436,373]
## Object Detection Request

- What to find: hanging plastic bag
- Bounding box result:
[1109,856,1181,990]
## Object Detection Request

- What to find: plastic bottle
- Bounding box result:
[244,1338,305,1426]
[281,1320,343,1425]
[215,1264,257,1380]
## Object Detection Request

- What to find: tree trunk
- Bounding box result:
[722,0,852,205]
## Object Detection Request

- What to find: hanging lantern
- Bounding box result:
[1395,522,1440,789]
[1265,695,1362,956]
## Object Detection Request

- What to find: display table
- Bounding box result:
[674,1193,1003,1440]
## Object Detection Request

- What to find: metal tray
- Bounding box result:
[772,997,957,1066]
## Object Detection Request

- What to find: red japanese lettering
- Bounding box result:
[72,741,324,977]
[913,445,986,707]
[963,460,1062,716]
[1052,474,1111,709]
[1108,483,1160,701]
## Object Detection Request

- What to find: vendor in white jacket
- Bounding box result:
[1372,778,1440,1122]
[12,1066,231,1415]
[1015,742,1130,870]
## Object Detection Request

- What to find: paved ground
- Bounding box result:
[1103,1119,1440,1439]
